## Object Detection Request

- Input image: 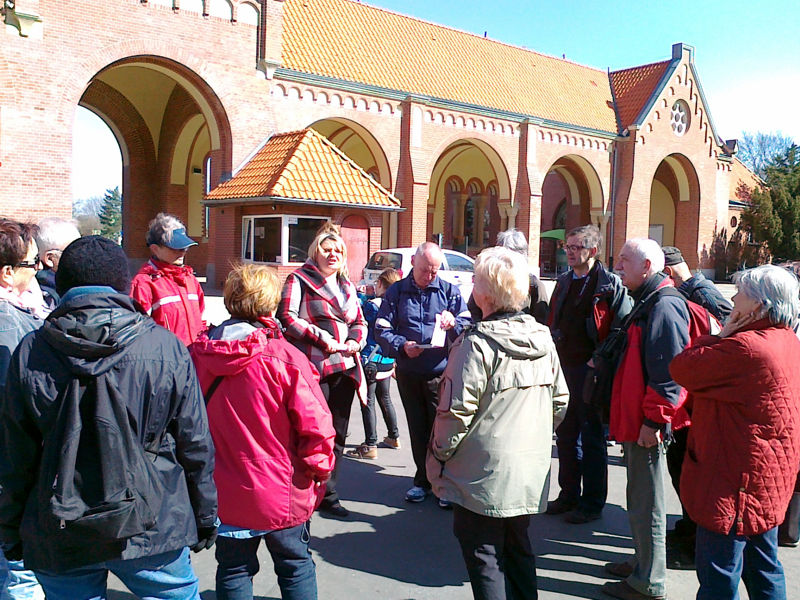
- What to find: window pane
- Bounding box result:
[253,217,281,262]
[445,252,474,272]
[242,219,252,260]
[288,218,327,263]
[366,251,402,270]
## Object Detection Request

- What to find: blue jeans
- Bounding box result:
[0,551,44,600]
[359,377,399,446]
[34,548,198,600]
[215,522,317,600]
[554,363,608,512]
[695,525,786,600]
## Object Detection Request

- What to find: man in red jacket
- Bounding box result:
[600,238,689,600]
[131,213,205,345]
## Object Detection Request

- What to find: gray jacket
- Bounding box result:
[0,299,42,388]
[427,313,569,518]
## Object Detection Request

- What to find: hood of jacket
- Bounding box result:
[41,291,151,377]
[473,312,551,361]
[190,319,283,378]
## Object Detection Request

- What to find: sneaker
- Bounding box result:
[379,436,401,449]
[564,508,602,524]
[405,486,428,503]
[345,444,377,459]
[545,497,578,515]
[437,498,453,510]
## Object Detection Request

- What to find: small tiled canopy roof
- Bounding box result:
[205,128,402,210]
[281,0,619,133]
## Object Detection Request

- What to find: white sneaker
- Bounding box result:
[405,486,428,503]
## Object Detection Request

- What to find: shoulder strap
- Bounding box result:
[203,376,225,406]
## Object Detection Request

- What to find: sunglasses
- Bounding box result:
[15,255,41,269]
[565,245,587,253]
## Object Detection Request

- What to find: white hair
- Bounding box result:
[35,218,80,254]
[733,265,800,329]
[146,213,185,246]
[415,241,444,262]
[624,238,665,273]
[474,246,530,312]
[496,229,528,256]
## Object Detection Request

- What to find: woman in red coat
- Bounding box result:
[191,264,335,600]
[670,265,800,600]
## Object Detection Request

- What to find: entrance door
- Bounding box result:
[340,215,370,283]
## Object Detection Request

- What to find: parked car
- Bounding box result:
[360,247,474,299]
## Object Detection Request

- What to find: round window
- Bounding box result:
[731,216,738,228]
[670,100,691,136]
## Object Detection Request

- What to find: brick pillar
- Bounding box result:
[259,0,285,78]
[395,99,429,247]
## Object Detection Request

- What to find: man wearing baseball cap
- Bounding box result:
[131,213,206,345]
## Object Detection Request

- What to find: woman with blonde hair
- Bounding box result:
[278,229,367,518]
[191,263,335,600]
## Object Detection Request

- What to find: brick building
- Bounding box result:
[1,0,757,286]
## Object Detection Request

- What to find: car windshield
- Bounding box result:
[444,252,474,272]
[366,252,402,270]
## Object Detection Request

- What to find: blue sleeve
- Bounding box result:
[448,287,471,342]
[375,287,407,359]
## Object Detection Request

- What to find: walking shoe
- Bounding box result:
[437,498,453,510]
[600,580,665,600]
[604,561,634,578]
[379,436,401,449]
[564,508,602,524]
[405,486,429,503]
[779,533,799,547]
[318,500,350,518]
[545,497,577,515]
[666,544,695,570]
[345,444,378,459]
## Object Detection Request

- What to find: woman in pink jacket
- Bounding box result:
[670,265,800,600]
[191,264,335,600]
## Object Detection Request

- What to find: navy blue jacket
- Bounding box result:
[677,273,731,321]
[375,273,470,377]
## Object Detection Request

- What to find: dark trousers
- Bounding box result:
[666,426,697,539]
[453,504,538,600]
[319,374,356,504]
[215,522,317,600]
[554,363,608,512]
[359,376,399,446]
[396,371,440,489]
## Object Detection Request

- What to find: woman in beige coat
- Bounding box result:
[427,246,569,600]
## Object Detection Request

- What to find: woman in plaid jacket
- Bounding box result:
[278,229,367,518]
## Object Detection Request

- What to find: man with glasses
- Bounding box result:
[34,218,81,310]
[131,213,205,346]
[546,225,631,524]
[0,218,45,600]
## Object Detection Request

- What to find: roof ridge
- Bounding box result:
[610,58,672,76]
[333,0,609,76]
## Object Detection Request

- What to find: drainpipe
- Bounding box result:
[608,142,619,270]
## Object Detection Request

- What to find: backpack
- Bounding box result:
[36,372,164,545]
[584,284,720,419]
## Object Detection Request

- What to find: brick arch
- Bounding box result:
[79,80,158,261]
[539,152,606,211]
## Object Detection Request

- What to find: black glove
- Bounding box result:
[191,526,217,553]
[3,543,23,562]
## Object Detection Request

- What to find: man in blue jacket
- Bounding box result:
[376,242,470,506]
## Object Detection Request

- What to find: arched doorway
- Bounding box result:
[648,154,700,263]
[429,139,510,255]
[539,154,604,276]
[310,119,394,249]
[76,56,232,271]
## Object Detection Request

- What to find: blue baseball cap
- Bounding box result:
[163,228,197,250]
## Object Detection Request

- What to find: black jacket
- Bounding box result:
[0,291,217,572]
[677,273,732,321]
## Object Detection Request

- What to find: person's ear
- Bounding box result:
[664,265,673,276]
[43,251,57,269]
[0,265,15,288]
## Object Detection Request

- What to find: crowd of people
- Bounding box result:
[0,213,797,600]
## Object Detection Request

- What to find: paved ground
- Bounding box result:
[105,281,800,599]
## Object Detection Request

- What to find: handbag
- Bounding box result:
[362,346,381,385]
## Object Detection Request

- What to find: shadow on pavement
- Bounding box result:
[312,457,468,588]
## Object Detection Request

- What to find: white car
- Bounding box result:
[360,247,474,299]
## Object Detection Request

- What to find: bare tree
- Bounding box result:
[737,131,795,179]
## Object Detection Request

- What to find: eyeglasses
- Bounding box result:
[565,245,587,253]
[15,255,40,269]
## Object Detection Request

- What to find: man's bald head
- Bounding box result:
[412,242,444,288]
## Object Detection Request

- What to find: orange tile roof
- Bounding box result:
[281,0,619,133]
[609,60,671,131]
[205,128,402,209]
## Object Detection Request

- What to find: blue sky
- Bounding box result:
[72,0,800,201]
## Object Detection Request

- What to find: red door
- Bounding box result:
[340,215,370,283]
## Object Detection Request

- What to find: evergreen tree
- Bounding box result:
[742,145,800,261]
[98,186,122,243]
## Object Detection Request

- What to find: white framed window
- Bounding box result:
[242,215,329,265]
